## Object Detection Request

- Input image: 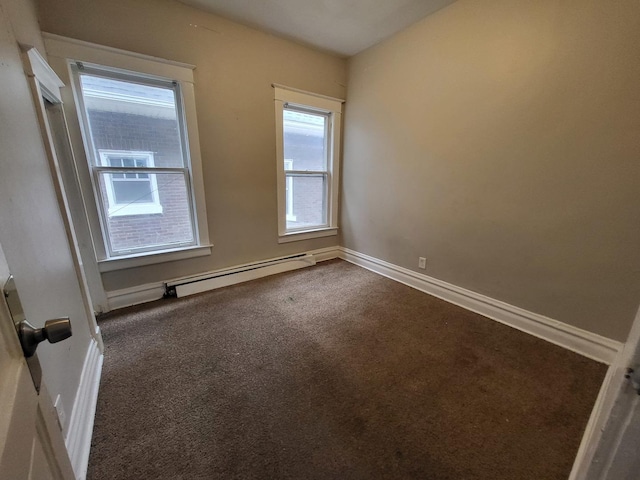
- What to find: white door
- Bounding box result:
[0,3,102,479]
[585,304,640,479]
[0,245,75,480]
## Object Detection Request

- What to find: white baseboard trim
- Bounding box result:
[339,247,622,365]
[65,338,103,480]
[105,245,620,364]
[105,282,165,311]
[105,247,341,310]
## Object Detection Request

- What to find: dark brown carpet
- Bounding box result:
[88,259,606,480]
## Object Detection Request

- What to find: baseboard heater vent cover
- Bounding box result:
[164,253,316,298]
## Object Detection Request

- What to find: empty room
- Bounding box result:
[0,0,638,479]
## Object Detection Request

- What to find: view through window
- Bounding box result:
[74,68,196,256]
[283,108,329,230]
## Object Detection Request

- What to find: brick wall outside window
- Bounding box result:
[284,131,326,227]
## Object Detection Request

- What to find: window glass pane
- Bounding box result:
[112,179,153,204]
[97,172,194,254]
[285,174,327,230]
[79,74,185,168]
[283,109,327,172]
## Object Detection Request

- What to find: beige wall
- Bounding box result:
[342,0,640,341]
[37,0,347,292]
[0,0,93,432]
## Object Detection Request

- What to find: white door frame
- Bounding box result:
[18,44,105,478]
[20,44,105,351]
[570,302,640,479]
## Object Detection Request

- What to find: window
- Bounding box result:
[98,150,162,217]
[274,85,343,242]
[46,34,211,271]
[72,64,200,257]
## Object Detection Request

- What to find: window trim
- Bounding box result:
[72,63,198,257]
[273,84,343,243]
[43,34,211,269]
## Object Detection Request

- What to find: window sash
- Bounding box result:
[283,105,331,174]
[284,172,329,231]
[93,169,197,256]
[75,64,190,171]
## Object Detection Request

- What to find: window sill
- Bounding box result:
[98,244,212,272]
[278,227,337,244]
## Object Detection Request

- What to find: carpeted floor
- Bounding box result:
[88,259,607,479]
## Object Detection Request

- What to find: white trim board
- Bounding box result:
[169,247,340,298]
[338,247,622,365]
[105,244,621,365]
[65,338,103,480]
[172,254,317,297]
[104,246,341,311]
[106,282,166,311]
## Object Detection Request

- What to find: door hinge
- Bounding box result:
[624,368,640,395]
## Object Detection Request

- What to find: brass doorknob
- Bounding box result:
[18,317,72,357]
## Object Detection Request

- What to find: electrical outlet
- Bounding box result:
[54,394,66,430]
[418,257,426,269]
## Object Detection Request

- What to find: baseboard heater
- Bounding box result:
[164,253,317,298]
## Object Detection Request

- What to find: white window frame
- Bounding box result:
[98,150,162,217]
[43,34,211,271]
[273,84,344,243]
[283,159,296,222]
[73,64,198,258]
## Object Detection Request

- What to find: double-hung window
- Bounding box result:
[57,49,210,269]
[73,64,197,257]
[273,85,343,243]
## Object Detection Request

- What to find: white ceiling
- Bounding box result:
[177,0,457,57]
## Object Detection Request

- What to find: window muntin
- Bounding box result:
[73,64,198,257]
